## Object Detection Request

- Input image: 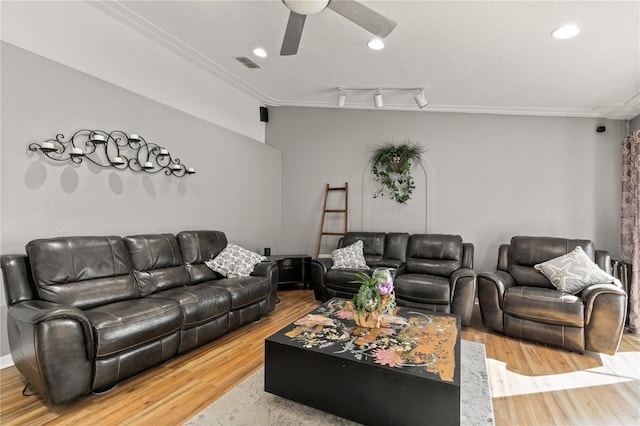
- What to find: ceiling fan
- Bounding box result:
[280,0,397,56]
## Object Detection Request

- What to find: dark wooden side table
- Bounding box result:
[266,254,312,289]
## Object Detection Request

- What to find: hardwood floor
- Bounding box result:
[1,289,638,425]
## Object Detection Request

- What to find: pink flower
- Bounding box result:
[377,280,393,295]
[373,348,403,368]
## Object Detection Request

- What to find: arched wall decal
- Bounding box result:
[361,158,435,233]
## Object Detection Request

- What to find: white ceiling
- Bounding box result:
[47,1,640,119]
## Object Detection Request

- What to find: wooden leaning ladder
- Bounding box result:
[316,183,349,258]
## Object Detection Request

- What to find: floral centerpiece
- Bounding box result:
[350,268,397,328]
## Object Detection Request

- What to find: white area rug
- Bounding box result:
[185,340,494,426]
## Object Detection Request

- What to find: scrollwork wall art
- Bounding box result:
[29,129,195,177]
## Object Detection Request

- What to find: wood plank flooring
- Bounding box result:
[1,289,638,425]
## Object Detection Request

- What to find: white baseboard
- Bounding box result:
[1,354,15,370]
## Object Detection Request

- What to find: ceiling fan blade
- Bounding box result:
[327,0,397,38]
[280,11,306,56]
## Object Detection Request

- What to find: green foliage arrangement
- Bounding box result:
[351,269,396,315]
[352,272,383,315]
[371,141,425,204]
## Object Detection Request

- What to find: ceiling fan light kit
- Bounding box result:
[282,0,330,15]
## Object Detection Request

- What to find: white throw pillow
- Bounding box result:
[534,246,618,294]
[332,240,368,269]
[205,243,266,278]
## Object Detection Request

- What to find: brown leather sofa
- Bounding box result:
[1,230,277,405]
[478,236,627,355]
[312,232,477,326]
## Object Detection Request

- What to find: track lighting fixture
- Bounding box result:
[414,89,428,109]
[373,90,384,108]
[335,87,428,109]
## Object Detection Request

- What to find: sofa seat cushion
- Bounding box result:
[325,268,371,293]
[394,273,450,304]
[210,276,271,310]
[85,298,182,358]
[148,284,231,329]
[372,259,404,269]
[503,286,584,327]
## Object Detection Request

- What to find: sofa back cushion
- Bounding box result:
[26,236,137,309]
[340,232,386,266]
[124,234,191,297]
[177,230,228,284]
[384,233,409,262]
[406,234,463,278]
[508,236,595,288]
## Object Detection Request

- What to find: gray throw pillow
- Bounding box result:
[534,246,618,294]
[332,240,368,269]
[205,243,266,278]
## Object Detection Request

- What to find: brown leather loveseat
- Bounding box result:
[478,236,627,354]
[1,230,277,405]
[312,232,477,326]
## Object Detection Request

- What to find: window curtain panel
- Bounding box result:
[622,129,640,334]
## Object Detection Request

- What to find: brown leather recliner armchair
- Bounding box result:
[393,234,476,326]
[478,236,627,355]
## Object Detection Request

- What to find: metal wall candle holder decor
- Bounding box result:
[29,130,195,176]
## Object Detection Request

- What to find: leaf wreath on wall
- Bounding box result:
[371,140,425,204]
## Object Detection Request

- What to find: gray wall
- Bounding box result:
[0,43,282,359]
[266,106,624,273]
[631,115,640,133]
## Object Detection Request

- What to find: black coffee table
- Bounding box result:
[264,298,461,425]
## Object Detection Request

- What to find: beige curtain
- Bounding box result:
[622,129,640,333]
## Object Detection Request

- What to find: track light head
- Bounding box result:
[337,89,346,107]
[414,89,428,109]
[373,90,384,108]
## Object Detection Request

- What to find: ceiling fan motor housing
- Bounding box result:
[283,0,330,16]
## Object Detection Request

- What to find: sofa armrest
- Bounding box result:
[450,268,477,327]
[251,261,278,310]
[7,300,94,405]
[311,259,332,301]
[251,260,275,277]
[581,283,627,355]
[462,243,474,269]
[497,244,510,272]
[1,254,36,304]
[477,270,515,332]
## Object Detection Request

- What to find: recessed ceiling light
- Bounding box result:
[552,24,580,39]
[368,39,384,50]
[253,47,267,58]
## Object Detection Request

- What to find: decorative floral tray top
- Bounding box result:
[283,298,459,383]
